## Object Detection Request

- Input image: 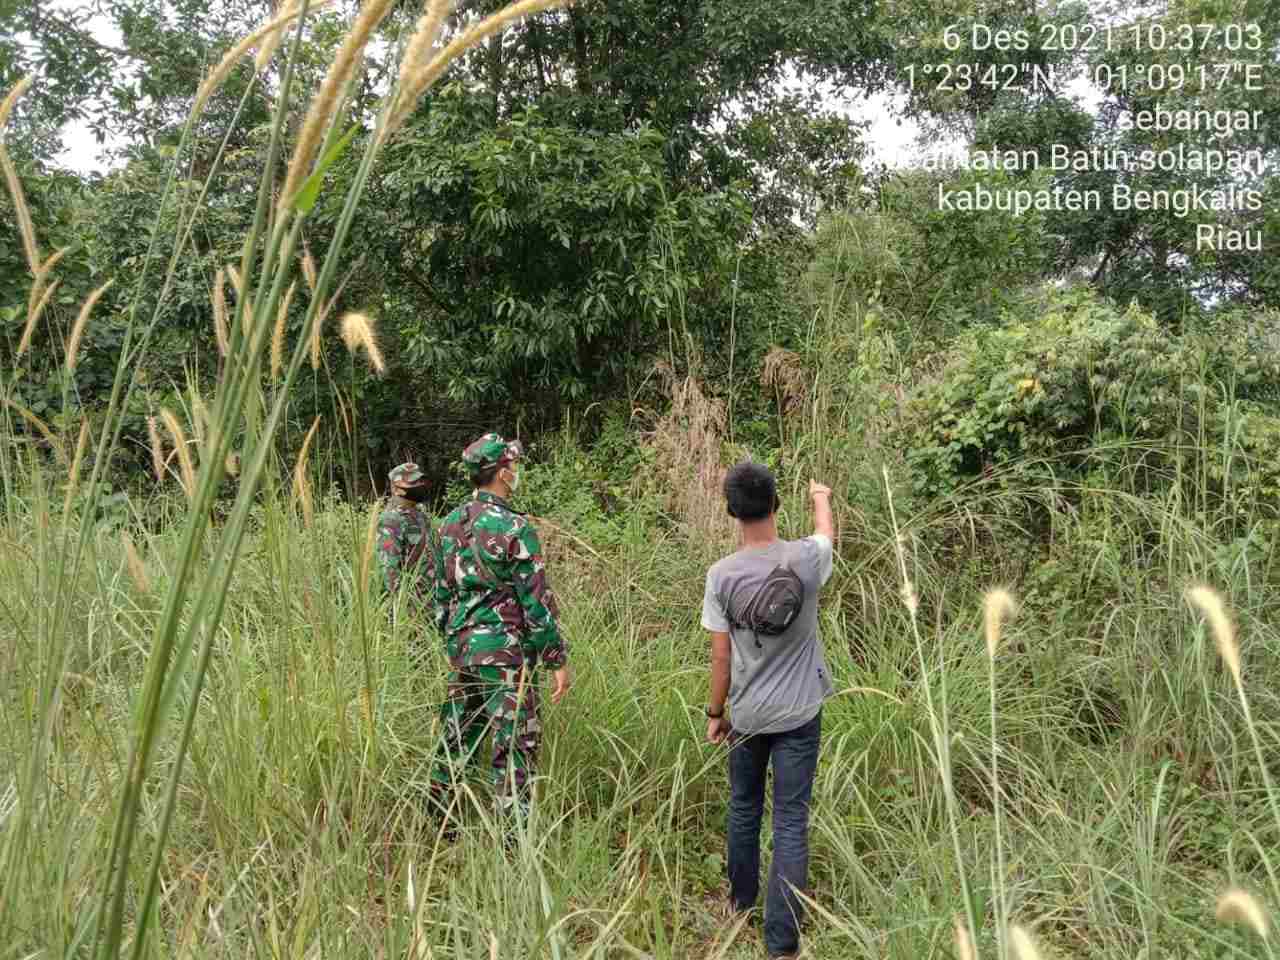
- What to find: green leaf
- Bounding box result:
[292,124,359,215]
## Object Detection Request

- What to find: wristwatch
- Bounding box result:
[705,705,724,718]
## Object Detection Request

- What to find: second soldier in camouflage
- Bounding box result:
[375,462,439,626]
[430,433,571,833]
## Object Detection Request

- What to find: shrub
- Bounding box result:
[896,286,1280,500]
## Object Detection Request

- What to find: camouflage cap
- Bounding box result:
[461,432,523,473]
[388,462,426,485]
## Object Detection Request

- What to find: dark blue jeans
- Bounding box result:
[726,710,822,957]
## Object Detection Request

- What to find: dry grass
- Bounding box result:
[193,0,339,119]
[382,0,571,142]
[292,416,322,528]
[147,416,165,481]
[642,362,733,547]
[983,587,1017,659]
[0,77,38,284]
[122,532,151,593]
[1186,584,1240,684]
[159,409,197,502]
[17,280,58,358]
[271,281,297,379]
[212,268,229,358]
[281,0,396,207]
[761,346,808,415]
[65,280,114,374]
[1009,924,1047,960]
[340,311,384,374]
[1215,888,1269,940]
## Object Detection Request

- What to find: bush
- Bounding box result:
[896,286,1280,500]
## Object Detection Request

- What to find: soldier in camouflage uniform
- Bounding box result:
[429,433,571,830]
[375,463,439,625]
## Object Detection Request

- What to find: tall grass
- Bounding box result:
[5,418,1280,957]
[4,6,1280,960]
[0,1,569,954]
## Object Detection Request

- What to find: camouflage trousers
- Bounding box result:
[430,665,541,816]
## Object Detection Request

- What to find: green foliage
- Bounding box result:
[808,169,1053,346]
[897,287,1280,499]
[364,89,750,403]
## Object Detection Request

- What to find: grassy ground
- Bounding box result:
[2,457,1278,959]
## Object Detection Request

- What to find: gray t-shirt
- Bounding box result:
[701,534,835,735]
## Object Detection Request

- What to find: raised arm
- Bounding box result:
[809,479,833,541]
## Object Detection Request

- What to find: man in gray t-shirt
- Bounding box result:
[701,461,834,960]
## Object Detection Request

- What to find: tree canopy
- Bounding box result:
[1,0,1275,482]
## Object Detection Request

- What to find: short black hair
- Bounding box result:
[723,461,778,521]
[471,464,500,489]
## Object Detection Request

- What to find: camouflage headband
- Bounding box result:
[461,433,523,473]
[388,462,426,485]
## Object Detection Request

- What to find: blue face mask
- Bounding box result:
[505,466,521,492]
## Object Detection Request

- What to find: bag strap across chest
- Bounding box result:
[723,542,806,640]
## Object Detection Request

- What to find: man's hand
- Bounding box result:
[706,716,731,744]
[550,666,572,704]
[809,479,834,540]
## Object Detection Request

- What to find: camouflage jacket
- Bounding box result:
[375,496,439,616]
[433,490,567,669]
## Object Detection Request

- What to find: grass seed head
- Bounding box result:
[159,409,197,502]
[255,0,300,70]
[1009,924,1046,960]
[62,418,92,516]
[17,279,60,358]
[983,587,1018,660]
[1216,888,1269,939]
[147,416,165,481]
[18,247,72,361]
[213,268,229,358]
[0,75,33,133]
[194,1,337,119]
[272,281,297,378]
[293,416,322,528]
[0,399,64,463]
[1186,584,1240,684]
[360,499,381,591]
[310,308,326,369]
[36,246,69,282]
[302,249,318,292]
[122,532,151,593]
[239,292,256,337]
[384,0,570,142]
[66,280,114,374]
[190,390,209,447]
[899,578,918,617]
[953,918,976,960]
[282,0,396,208]
[0,77,40,275]
[397,0,451,91]
[340,311,384,374]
